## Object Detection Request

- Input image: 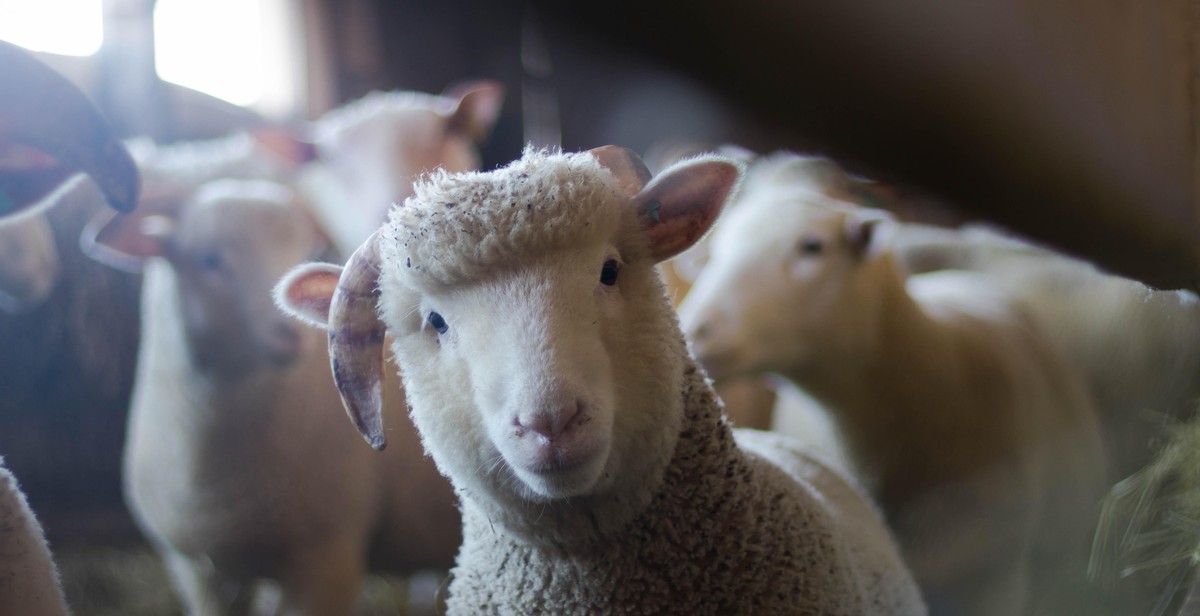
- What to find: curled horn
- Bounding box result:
[328,229,388,450]
[588,145,651,197]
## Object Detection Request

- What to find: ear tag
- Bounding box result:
[643,199,662,222]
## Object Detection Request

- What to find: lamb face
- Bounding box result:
[679,183,892,382]
[88,179,323,373]
[171,183,321,371]
[278,146,740,526]
[377,151,687,507]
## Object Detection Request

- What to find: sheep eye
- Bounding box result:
[600,259,619,286]
[198,252,223,271]
[798,237,824,256]
[428,311,449,334]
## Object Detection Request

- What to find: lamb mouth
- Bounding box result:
[526,448,595,475]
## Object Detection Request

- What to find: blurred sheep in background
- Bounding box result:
[0,38,141,616]
[83,180,459,614]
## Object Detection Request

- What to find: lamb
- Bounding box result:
[676,154,1110,614]
[275,146,925,614]
[693,151,1200,486]
[297,82,504,256]
[889,222,1200,484]
[83,179,460,614]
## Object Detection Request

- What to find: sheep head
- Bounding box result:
[86,179,326,375]
[277,146,740,523]
[307,82,505,253]
[678,154,895,383]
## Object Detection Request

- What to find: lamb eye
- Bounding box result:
[798,237,824,256]
[428,311,449,334]
[600,259,619,286]
[198,252,223,271]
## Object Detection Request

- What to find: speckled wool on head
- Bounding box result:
[381,147,630,289]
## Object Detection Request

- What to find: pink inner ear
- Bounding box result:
[638,160,740,262]
[79,210,171,273]
[447,82,505,143]
[589,145,652,197]
[252,128,318,168]
[284,268,340,324]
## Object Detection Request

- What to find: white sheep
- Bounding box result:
[276,146,925,614]
[83,179,460,614]
[694,151,1200,487]
[297,82,504,256]
[677,154,1110,615]
[890,222,1200,484]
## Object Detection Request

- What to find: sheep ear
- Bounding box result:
[79,208,174,273]
[844,209,894,258]
[274,263,343,330]
[444,80,505,143]
[252,127,318,169]
[590,145,652,197]
[636,157,742,262]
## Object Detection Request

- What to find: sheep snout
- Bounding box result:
[501,392,611,499]
[515,396,584,440]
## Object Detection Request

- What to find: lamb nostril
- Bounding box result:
[521,398,584,439]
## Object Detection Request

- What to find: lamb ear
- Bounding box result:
[589,145,652,197]
[444,80,505,143]
[252,127,318,169]
[326,230,388,451]
[274,263,343,329]
[79,208,174,273]
[844,208,895,258]
[635,157,742,262]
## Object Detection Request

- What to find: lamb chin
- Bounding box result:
[509,437,611,500]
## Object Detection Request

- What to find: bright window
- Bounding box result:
[0,0,104,57]
[154,0,301,116]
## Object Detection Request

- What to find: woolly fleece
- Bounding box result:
[446,360,924,615]
[371,148,923,614]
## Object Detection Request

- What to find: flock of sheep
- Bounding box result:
[2,40,1199,615]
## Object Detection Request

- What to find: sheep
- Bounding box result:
[83,179,460,614]
[692,150,1200,487]
[676,154,1110,614]
[888,222,1200,484]
[296,82,504,257]
[275,146,926,614]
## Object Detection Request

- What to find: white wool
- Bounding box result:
[119,181,458,613]
[354,148,925,613]
[679,157,1109,614]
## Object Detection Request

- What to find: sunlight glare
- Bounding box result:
[0,0,104,57]
[154,0,266,107]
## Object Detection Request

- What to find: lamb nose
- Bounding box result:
[522,398,583,439]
